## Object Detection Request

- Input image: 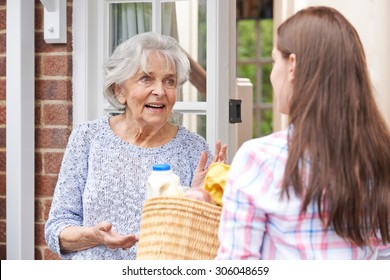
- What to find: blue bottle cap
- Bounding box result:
[152,164,171,171]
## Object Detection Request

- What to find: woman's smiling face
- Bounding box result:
[116,52,178,128]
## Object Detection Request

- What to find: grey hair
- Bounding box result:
[103,32,190,110]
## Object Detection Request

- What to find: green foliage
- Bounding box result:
[237,19,273,136]
[261,109,273,136]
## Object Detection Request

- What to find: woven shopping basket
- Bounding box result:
[136,196,222,260]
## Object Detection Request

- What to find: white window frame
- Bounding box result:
[73,0,236,156]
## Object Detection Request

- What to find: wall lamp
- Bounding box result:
[40,0,67,43]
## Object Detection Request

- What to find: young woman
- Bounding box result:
[217,6,390,259]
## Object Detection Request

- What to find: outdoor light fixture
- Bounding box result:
[40,0,67,43]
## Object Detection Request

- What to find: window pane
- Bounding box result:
[162,0,207,103]
[260,19,273,57]
[237,6,273,138]
[171,112,206,139]
[237,20,256,59]
[261,63,272,103]
[109,3,152,53]
[238,64,257,95]
[161,2,178,38]
[161,1,207,139]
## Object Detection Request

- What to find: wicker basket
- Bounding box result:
[136,196,222,260]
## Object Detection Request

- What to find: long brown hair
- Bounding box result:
[278,6,390,247]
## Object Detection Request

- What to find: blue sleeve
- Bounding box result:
[44,124,91,259]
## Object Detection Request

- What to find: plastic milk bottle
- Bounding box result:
[146,164,184,199]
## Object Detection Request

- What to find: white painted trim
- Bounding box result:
[72,0,88,126]
[207,0,236,158]
[173,102,207,114]
[6,0,35,260]
[152,0,162,33]
[73,0,100,126]
[235,78,253,151]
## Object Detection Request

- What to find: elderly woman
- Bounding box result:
[45,32,226,260]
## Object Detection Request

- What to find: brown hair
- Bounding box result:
[278,6,390,247]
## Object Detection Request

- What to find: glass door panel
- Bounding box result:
[109,2,152,54]
[161,0,207,136]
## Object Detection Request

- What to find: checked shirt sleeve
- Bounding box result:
[216,141,273,259]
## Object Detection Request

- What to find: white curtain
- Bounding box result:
[161,2,178,38]
[111,3,178,53]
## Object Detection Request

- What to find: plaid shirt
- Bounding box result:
[216,128,390,259]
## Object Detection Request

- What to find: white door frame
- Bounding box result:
[6,0,35,259]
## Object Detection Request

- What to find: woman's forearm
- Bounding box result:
[59,225,101,253]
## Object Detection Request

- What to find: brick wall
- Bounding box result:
[0,0,7,261]
[35,0,73,260]
[0,0,73,260]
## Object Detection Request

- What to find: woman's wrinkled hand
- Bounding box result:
[94,221,139,250]
[184,187,216,205]
[191,140,227,189]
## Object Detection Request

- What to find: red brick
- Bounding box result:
[0,33,5,53]
[35,5,43,31]
[35,55,42,77]
[0,220,5,242]
[42,55,72,77]
[67,2,72,29]
[67,30,73,47]
[35,151,43,173]
[35,223,46,246]
[35,174,58,197]
[35,31,72,53]
[35,199,52,222]
[0,244,5,260]
[43,103,72,126]
[44,247,61,260]
[35,199,44,221]
[35,80,72,101]
[0,174,5,195]
[0,151,5,172]
[35,127,71,149]
[43,152,64,174]
[0,127,6,148]
[0,80,5,100]
[0,56,5,77]
[0,197,4,219]
[0,104,5,125]
[44,199,52,221]
[35,247,43,260]
[35,104,42,125]
[0,9,5,30]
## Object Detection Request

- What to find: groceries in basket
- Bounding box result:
[184,162,230,206]
[146,162,230,205]
[146,164,184,199]
[136,162,231,259]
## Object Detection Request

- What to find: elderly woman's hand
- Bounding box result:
[94,221,139,250]
[58,221,139,253]
[190,140,227,189]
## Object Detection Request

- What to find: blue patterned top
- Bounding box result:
[45,116,212,260]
